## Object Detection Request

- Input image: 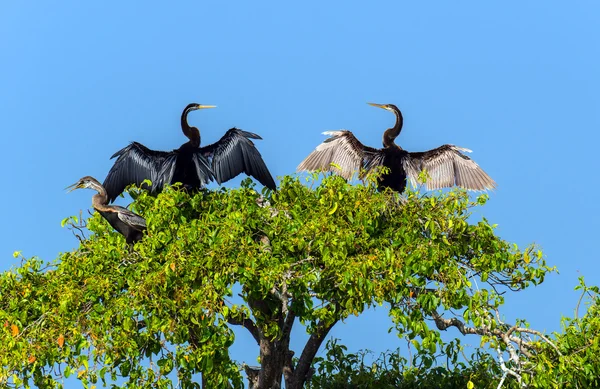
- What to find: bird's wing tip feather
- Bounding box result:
[230,128,263,140]
[454,146,473,153]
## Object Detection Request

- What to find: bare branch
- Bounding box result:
[430,310,547,359]
[512,327,562,357]
[227,315,260,345]
[15,313,48,340]
[496,347,524,388]
[574,288,587,320]
[292,318,338,388]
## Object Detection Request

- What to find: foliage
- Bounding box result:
[308,339,501,389]
[0,175,553,388]
[308,279,600,389]
[522,278,600,388]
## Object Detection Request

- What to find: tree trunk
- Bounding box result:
[257,337,285,388]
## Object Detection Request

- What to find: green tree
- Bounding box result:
[523,278,600,388]
[0,175,554,388]
[306,279,600,389]
[307,339,502,389]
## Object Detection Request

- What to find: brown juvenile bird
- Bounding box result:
[67,176,146,244]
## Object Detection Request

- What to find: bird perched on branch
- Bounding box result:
[297,103,495,193]
[67,176,146,244]
[103,103,276,202]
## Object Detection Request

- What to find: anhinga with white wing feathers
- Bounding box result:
[67,176,147,244]
[103,103,276,203]
[297,103,495,193]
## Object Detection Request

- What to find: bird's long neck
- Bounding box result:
[91,189,110,212]
[382,108,404,148]
[181,107,200,147]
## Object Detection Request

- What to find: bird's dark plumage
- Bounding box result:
[201,128,276,189]
[67,176,146,244]
[103,103,276,202]
[297,103,496,193]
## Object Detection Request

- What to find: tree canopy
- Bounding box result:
[1,174,586,389]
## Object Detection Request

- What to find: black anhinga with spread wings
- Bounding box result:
[297,103,496,193]
[103,103,276,203]
[67,176,147,244]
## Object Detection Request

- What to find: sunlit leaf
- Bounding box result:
[57,334,65,348]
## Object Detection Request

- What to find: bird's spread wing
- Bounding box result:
[199,128,276,190]
[103,142,175,203]
[297,130,381,180]
[114,206,147,230]
[406,145,496,191]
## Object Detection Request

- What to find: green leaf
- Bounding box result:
[328,202,339,215]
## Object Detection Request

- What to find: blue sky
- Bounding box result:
[1,0,599,382]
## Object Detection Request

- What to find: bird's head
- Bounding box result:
[185,103,217,112]
[181,103,216,146]
[66,176,103,193]
[368,103,400,113]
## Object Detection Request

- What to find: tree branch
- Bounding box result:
[496,347,524,388]
[227,315,260,345]
[429,309,563,362]
[291,318,338,388]
[243,364,261,389]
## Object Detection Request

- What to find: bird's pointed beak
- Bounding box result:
[65,182,81,193]
[367,103,386,109]
[198,105,216,109]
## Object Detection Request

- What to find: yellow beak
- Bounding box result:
[65,182,81,192]
[198,105,216,109]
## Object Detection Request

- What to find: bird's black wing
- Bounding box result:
[114,206,147,230]
[405,145,496,191]
[103,142,176,202]
[191,152,215,188]
[199,128,276,190]
[297,130,382,180]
